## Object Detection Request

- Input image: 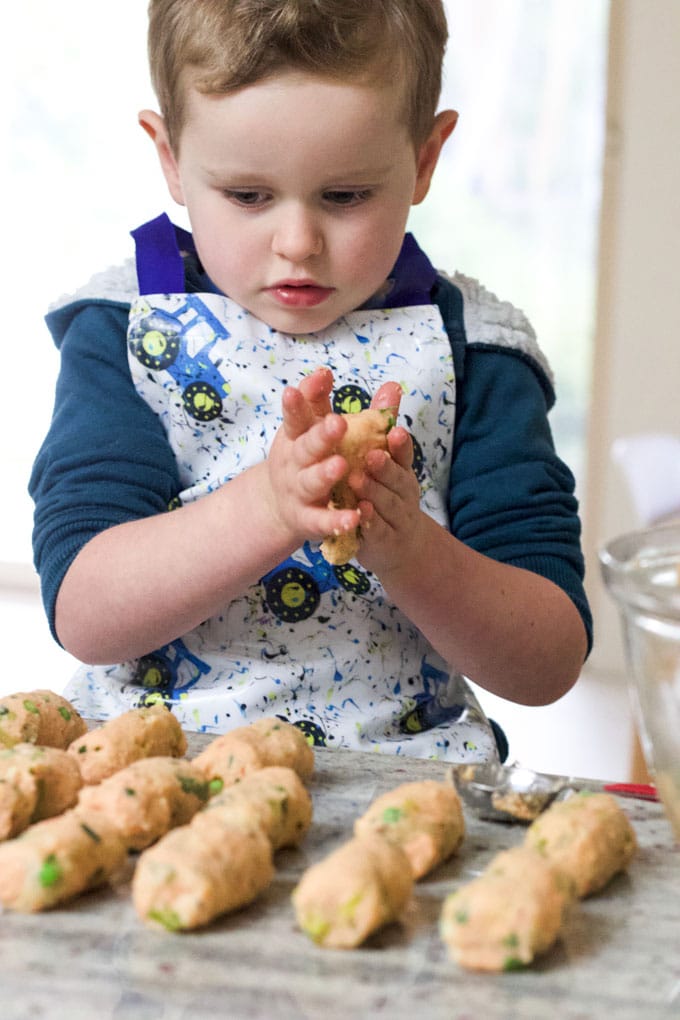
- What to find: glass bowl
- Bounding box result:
[600,524,680,840]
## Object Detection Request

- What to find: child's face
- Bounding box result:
[143,71,455,333]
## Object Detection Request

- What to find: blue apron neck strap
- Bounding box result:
[130,213,196,294]
[130,216,437,305]
[387,233,437,307]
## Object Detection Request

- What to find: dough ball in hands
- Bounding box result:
[292,834,413,949]
[320,406,397,565]
[354,779,465,879]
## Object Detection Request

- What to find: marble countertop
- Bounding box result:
[1,733,679,1020]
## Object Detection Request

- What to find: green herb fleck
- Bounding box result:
[208,778,224,796]
[340,890,364,921]
[503,956,527,972]
[454,909,469,924]
[502,932,520,948]
[57,706,72,721]
[301,913,331,944]
[0,706,9,716]
[78,746,88,754]
[125,787,136,797]
[38,854,63,888]
[80,822,101,843]
[178,774,210,801]
[379,406,398,431]
[148,908,183,932]
[381,806,404,824]
[23,700,39,715]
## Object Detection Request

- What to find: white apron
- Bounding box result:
[66,216,499,763]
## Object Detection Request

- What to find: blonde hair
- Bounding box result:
[148,0,448,151]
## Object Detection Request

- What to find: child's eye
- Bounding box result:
[223,189,270,207]
[324,189,373,207]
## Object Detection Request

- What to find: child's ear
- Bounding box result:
[412,109,458,205]
[138,110,185,206]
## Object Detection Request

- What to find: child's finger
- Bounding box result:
[386,426,414,470]
[281,385,314,439]
[356,448,420,530]
[296,453,347,503]
[308,504,361,539]
[298,367,334,417]
[295,413,347,468]
[371,381,402,414]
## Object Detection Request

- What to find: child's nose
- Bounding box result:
[272,205,323,262]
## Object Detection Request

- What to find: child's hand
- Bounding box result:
[352,423,425,577]
[265,368,359,545]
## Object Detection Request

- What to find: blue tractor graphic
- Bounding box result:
[261,541,372,623]
[128,295,232,422]
[132,637,212,705]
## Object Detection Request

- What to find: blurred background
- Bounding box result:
[2,1,678,779]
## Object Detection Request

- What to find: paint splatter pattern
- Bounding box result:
[65,291,497,762]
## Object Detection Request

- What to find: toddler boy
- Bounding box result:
[30,0,591,761]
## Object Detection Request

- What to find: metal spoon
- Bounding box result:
[449,761,657,823]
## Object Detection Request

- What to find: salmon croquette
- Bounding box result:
[354,779,465,879]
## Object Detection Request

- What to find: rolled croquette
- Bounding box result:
[0,690,87,749]
[0,809,128,912]
[68,704,187,784]
[132,812,275,931]
[205,765,312,850]
[192,718,314,789]
[0,744,83,840]
[292,834,413,949]
[524,791,638,897]
[320,407,396,565]
[244,719,314,780]
[0,765,36,842]
[191,733,266,789]
[440,845,573,971]
[77,757,211,851]
[354,780,465,879]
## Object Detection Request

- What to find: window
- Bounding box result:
[3,1,162,570]
[410,0,609,484]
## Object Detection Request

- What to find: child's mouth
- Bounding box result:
[268,281,335,308]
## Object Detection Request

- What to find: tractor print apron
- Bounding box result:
[67,214,499,763]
